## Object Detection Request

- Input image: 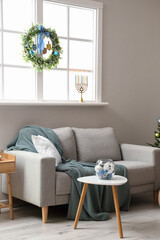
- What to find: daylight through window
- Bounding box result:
[0,0,103,103]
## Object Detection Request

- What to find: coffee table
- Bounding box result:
[73,175,127,239]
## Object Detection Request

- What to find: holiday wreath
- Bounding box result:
[21,24,62,71]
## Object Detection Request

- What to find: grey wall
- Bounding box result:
[0,0,160,200]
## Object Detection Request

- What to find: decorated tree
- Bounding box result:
[148,118,160,147]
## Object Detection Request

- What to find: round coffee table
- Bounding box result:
[74,175,127,239]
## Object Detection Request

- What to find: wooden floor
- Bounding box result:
[0,192,160,240]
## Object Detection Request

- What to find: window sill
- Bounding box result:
[0,101,109,107]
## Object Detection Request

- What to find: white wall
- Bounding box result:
[1,0,160,200]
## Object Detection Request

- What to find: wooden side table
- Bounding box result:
[0,152,16,220]
[74,175,127,239]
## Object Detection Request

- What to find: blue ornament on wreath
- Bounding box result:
[54,51,59,56]
[33,43,37,51]
[30,50,34,56]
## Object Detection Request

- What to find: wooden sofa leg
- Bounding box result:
[153,190,159,205]
[42,206,48,224]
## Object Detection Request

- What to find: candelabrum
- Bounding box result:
[75,75,88,103]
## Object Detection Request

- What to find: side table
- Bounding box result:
[74,175,127,239]
[0,152,16,220]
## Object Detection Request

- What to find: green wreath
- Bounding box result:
[21,24,62,71]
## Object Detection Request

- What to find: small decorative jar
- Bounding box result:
[95,159,115,180]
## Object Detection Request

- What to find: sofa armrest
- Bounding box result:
[121,144,160,190]
[2,150,56,207]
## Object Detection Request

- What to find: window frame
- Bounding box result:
[0,0,103,104]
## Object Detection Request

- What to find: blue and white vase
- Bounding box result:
[95,159,115,180]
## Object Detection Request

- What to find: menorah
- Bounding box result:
[75,75,88,103]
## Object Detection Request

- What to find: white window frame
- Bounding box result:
[0,0,105,105]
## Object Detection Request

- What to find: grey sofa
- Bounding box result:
[2,127,160,223]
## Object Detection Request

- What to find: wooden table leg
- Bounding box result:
[74,183,88,229]
[112,186,123,238]
[7,173,14,220]
[153,190,159,205]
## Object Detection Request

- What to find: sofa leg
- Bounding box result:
[153,190,159,205]
[42,206,48,224]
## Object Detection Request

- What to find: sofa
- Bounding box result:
[2,127,160,223]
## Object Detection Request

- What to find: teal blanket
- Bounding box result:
[7,125,63,157]
[7,125,130,221]
[56,160,130,221]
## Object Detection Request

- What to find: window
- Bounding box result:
[0,0,103,103]
[0,0,35,101]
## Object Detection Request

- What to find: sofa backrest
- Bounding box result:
[53,127,77,160]
[72,127,121,162]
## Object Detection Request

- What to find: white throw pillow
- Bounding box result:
[31,135,62,166]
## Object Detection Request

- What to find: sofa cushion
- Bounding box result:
[31,135,62,166]
[56,172,72,195]
[73,127,121,162]
[53,127,77,160]
[116,161,155,186]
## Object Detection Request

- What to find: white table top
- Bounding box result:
[77,175,127,186]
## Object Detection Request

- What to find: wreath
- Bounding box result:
[21,24,62,71]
